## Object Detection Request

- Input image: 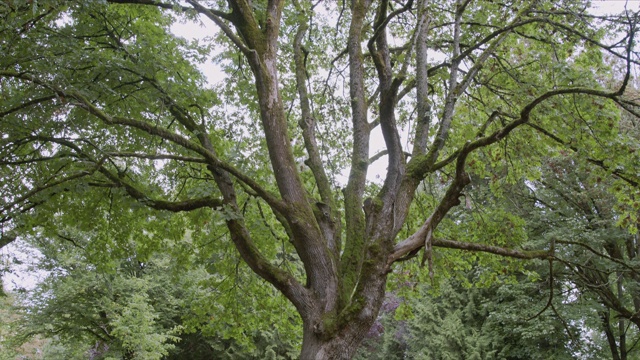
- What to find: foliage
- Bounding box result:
[357,148,640,360]
[355,269,586,360]
[1,235,299,359]
[510,154,640,360]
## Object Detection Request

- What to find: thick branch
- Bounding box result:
[340,0,373,307]
[369,0,405,203]
[413,0,432,157]
[390,137,473,265]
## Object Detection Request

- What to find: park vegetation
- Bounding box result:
[1,0,640,358]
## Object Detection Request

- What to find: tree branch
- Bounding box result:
[97,167,224,212]
[293,11,341,257]
[106,152,208,164]
[340,0,374,308]
[2,161,103,215]
[525,122,639,188]
[432,238,551,260]
[395,84,623,265]
[412,0,432,157]
[0,70,288,215]
[293,15,335,210]
[186,0,253,55]
[0,94,56,117]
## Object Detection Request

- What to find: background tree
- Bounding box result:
[1,0,640,358]
[513,154,640,360]
[354,271,586,360]
[1,232,300,359]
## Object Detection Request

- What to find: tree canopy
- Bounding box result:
[1,0,640,358]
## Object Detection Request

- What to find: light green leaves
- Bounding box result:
[110,293,180,360]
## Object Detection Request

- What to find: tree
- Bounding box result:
[513,154,640,360]
[1,235,299,359]
[355,149,640,360]
[1,0,639,358]
[354,271,582,360]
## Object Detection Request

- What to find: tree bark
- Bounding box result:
[299,281,386,360]
[300,325,370,360]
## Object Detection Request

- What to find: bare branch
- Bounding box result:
[106,152,208,164]
[432,238,551,260]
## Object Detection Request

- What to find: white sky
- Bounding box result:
[592,0,640,14]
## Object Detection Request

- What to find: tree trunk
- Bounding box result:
[298,262,388,360]
[299,320,374,360]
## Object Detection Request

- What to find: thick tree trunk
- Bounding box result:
[299,320,374,360]
[299,262,388,360]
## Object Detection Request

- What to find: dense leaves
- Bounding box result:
[355,272,580,360]
[1,234,300,359]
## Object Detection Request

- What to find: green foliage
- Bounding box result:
[378,149,640,359]
[511,154,640,359]
[1,232,300,359]
[356,270,584,360]
[109,293,179,359]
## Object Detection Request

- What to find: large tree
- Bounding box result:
[1,0,639,358]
